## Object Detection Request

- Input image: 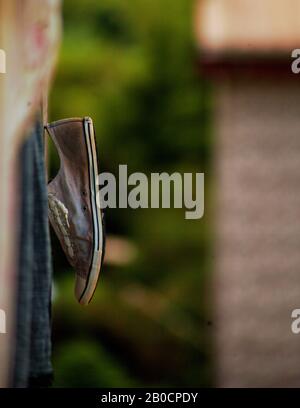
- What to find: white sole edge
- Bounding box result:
[79,117,103,305]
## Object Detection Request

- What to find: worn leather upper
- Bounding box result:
[46,118,93,279]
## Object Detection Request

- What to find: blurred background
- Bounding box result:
[48,0,300,388]
[48,0,213,387]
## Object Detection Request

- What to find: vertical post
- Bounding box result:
[0,0,18,388]
[0,0,61,387]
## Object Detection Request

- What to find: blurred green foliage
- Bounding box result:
[50,0,213,387]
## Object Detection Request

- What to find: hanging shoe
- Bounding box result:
[45,117,105,305]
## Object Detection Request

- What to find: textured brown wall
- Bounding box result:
[214,79,300,387]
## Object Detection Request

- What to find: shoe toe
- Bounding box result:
[74,274,87,305]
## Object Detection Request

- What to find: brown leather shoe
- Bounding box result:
[45,117,104,305]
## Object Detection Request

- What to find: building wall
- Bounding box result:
[214,78,300,387]
[196,0,300,54]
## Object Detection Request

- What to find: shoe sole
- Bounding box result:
[78,117,104,305]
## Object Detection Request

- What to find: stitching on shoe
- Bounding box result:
[46,118,83,128]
